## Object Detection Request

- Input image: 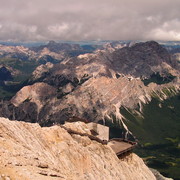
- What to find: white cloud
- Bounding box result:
[48,23,69,35]
[0,0,180,41]
[145,19,180,41]
[147,29,180,41]
[29,26,37,33]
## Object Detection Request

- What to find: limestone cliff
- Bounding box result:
[0,117,157,180]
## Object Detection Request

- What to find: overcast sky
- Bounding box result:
[0,0,180,42]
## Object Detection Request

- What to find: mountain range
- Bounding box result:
[0,40,179,179]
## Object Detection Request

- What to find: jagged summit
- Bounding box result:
[111,40,175,77]
[29,40,178,85]
[47,40,57,46]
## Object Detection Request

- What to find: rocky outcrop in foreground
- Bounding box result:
[0,117,157,180]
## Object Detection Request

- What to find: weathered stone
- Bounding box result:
[0,117,157,180]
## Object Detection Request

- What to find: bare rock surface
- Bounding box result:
[11,82,56,111]
[0,117,156,180]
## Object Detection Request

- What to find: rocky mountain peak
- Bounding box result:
[110,41,176,77]
[47,40,57,46]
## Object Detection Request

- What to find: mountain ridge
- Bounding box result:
[0,41,179,126]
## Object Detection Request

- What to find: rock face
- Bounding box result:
[0,117,157,180]
[110,41,176,77]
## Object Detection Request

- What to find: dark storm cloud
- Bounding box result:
[0,0,180,41]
